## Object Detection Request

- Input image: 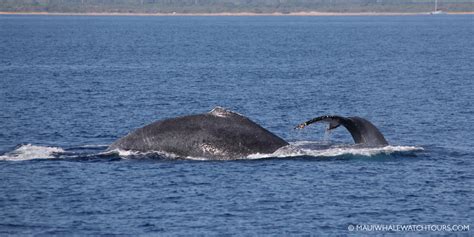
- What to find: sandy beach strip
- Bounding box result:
[0,11,472,16]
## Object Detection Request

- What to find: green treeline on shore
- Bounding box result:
[1,0,473,13]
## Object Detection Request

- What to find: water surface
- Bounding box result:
[0,15,473,235]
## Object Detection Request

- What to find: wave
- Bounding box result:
[109,141,424,160]
[247,142,423,160]
[0,144,65,161]
[101,149,180,160]
[0,141,424,161]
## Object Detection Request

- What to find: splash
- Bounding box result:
[107,141,423,161]
[0,144,65,161]
[103,148,181,160]
[246,141,423,160]
[0,142,424,161]
[323,125,333,142]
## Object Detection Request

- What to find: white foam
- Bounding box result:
[103,142,424,161]
[0,144,65,161]
[104,148,180,159]
[106,148,225,161]
[247,142,423,160]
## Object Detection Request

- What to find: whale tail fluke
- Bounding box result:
[296,115,389,147]
[295,115,345,130]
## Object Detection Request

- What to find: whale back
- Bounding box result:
[108,107,289,159]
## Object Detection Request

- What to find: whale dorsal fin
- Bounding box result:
[209,106,243,118]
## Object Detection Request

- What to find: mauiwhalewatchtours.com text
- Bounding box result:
[348,224,470,232]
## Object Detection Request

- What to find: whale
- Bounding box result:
[108,107,289,159]
[295,115,388,147]
[109,108,389,159]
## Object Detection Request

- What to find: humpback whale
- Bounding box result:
[109,108,389,159]
[296,115,388,146]
[108,107,289,159]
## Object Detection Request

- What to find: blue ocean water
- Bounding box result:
[0,15,473,235]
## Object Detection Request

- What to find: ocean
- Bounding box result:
[0,15,473,235]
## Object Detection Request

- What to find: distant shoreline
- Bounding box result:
[1,11,473,16]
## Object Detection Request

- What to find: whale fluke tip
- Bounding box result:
[294,123,307,129]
